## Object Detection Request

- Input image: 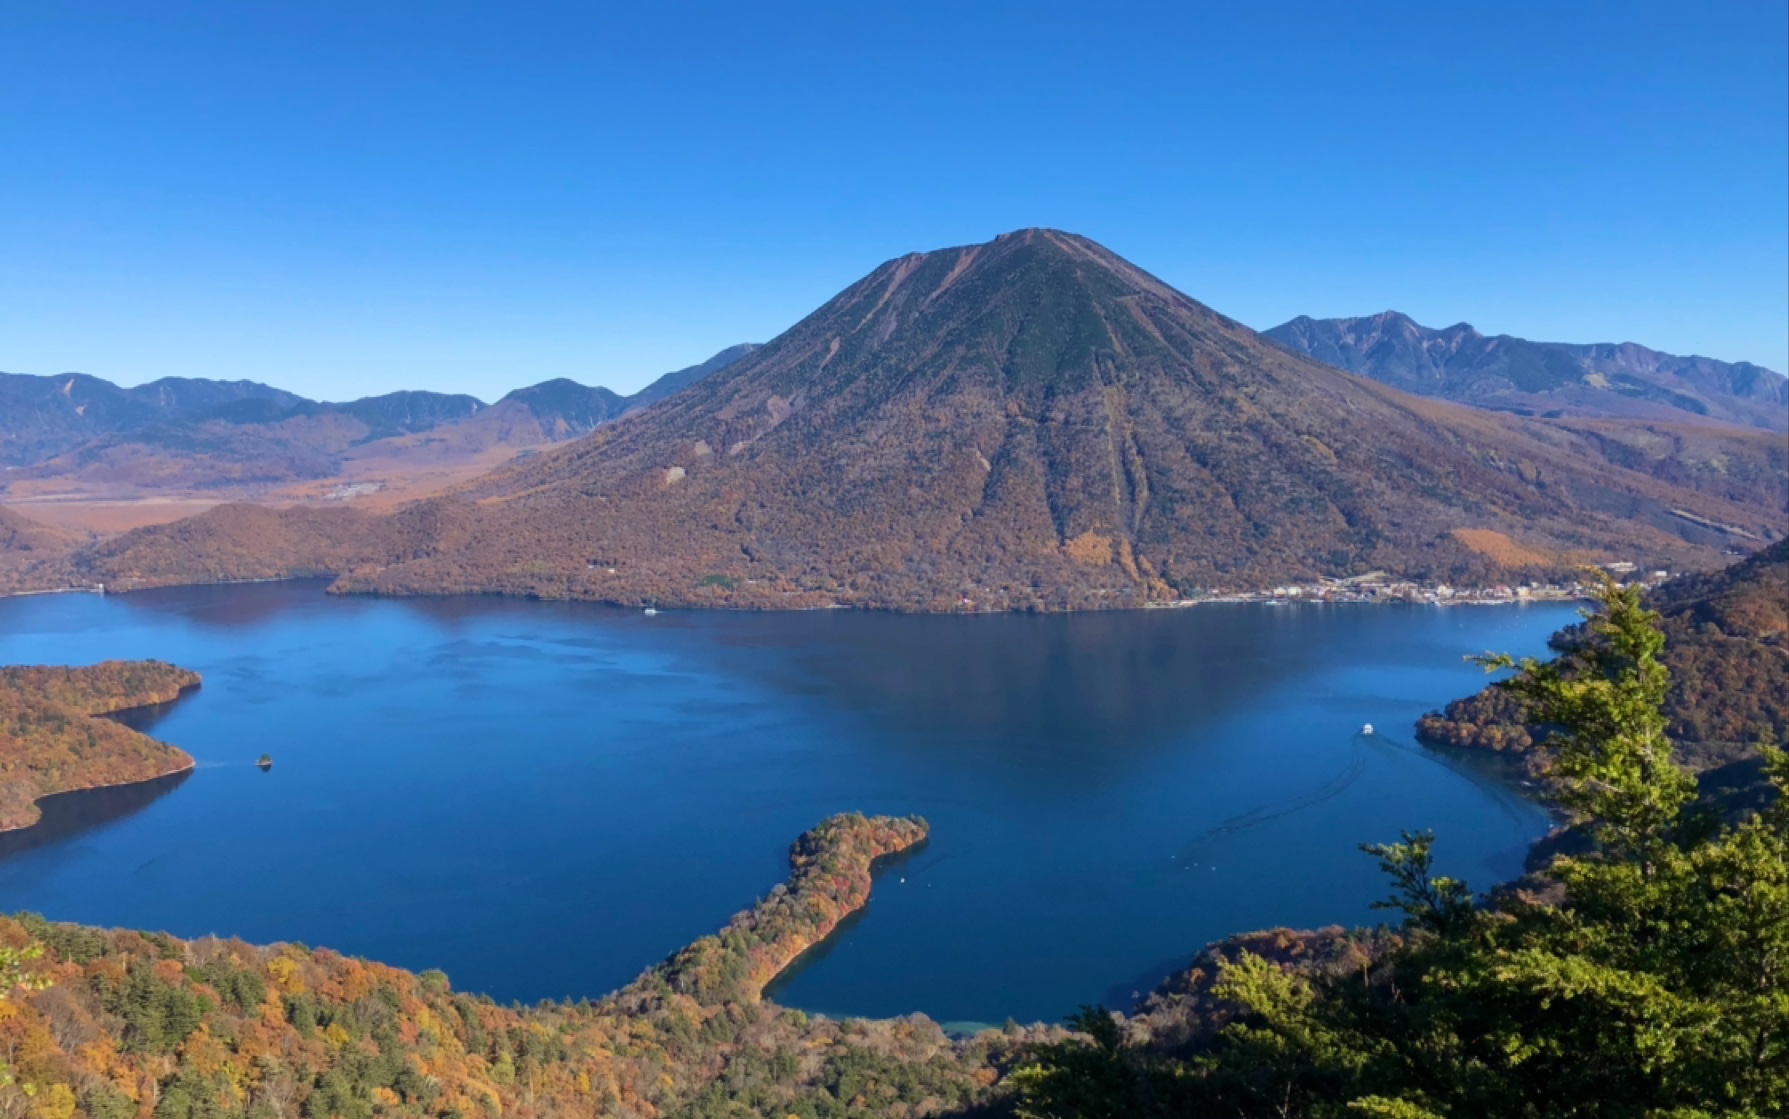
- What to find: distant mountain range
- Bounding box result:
[45,229,1786,609]
[0,373,305,466]
[1265,312,1787,431]
[0,346,758,498]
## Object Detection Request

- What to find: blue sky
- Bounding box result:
[2,2,1784,402]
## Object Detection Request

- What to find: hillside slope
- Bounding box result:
[625,342,762,413]
[1420,537,1788,773]
[72,230,1788,609]
[1266,311,1788,430]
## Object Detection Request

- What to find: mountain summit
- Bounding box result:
[76,230,1787,609]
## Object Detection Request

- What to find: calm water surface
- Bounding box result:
[0,583,1570,1026]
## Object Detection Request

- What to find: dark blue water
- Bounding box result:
[0,583,1568,1026]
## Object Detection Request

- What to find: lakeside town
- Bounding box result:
[1156,562,1670,608]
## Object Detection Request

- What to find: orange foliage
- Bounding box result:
[0,661,199,831]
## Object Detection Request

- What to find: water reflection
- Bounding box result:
[0,771,192,861]
[109,579,343,629]
[719,609,1319,763]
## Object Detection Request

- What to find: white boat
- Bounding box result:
[1362,723,1374,735]
[643,607,658,616]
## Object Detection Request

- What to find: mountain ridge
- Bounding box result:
[0,347,757,506]
[1266,310,1788,430]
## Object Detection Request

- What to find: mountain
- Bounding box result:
[2,391,491,495]
[332,390,486,436]
[0,371,304,465]
[0,349,753,507]
[67,229,1787,609]
[434,346,759,450]
[497,378,628,434]
[1265,311,1788,430]
[624,342,761,413]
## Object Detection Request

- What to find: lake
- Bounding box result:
[0,583,1570,1027]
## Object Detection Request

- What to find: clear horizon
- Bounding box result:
[3,2,1784,401]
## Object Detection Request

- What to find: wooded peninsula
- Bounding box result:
[0,660,199,832]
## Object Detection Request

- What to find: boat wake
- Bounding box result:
[1171,725,1542,868]
[1355,728,1535,830]
[1175,736,1369,862]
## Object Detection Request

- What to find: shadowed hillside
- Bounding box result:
[0,373,305,467]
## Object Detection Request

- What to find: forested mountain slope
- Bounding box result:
[0,373,304,467]
[0,660,198,831]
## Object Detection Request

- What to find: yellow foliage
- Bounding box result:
[1450,528,1554,568]
[265,956,301,994]
[179,1026,230,1077]
[28,1083,75,1119]
[1115,537,1140,579]
[1064,531,1113,566]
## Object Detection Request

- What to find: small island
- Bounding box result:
[0,660,200,832]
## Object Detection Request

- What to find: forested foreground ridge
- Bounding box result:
[1013,579,1788,1117]
[1419,537,1787,779]
[11,230,1785,610]
[0,661,199,832]
[0,814,1065,1119]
